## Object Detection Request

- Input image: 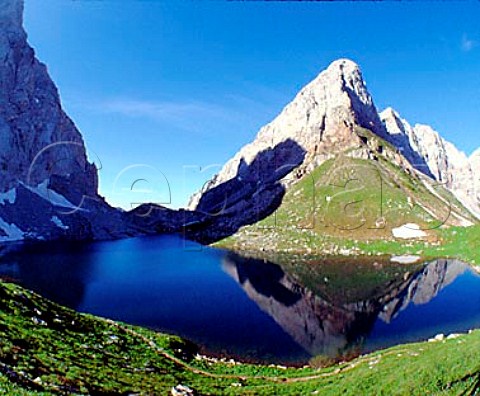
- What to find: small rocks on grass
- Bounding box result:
[171,384,194,396]
[428,333,445,342]
[446,333,461,340]
[31,317,47,326]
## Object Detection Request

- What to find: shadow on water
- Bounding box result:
[0,241,96,309]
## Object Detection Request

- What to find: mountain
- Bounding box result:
[0,0,140,242]
[380,108,479,217]
[187,59,477,246]
[0,0,477,246]
[188,59,393,211]
[189,59,385,209]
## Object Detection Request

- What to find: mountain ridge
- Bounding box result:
[380,107,479,217]
[189,58,391,210]
[190,60,479,220]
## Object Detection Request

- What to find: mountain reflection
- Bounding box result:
[222,253,469,358]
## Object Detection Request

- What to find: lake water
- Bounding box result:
[1,234,480,365]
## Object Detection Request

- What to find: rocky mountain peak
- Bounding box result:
[188,58,385,211]
[292,58,385,140]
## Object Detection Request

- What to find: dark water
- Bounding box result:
[1,235,480,364]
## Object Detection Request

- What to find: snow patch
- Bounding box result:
[22,181,84,211]
[390,255,421,264]
[51,216,69,230]
[0,188,16,205]
[392,223,427,239]
[0,216,24,242]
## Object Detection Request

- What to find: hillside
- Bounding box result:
[215,126,477,255]
[2,280,480,395]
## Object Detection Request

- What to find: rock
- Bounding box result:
[171,384,194,396]
[434,333,445,341]
[390,255,421,264]
[446,333,461,340]
[392,223,427,239]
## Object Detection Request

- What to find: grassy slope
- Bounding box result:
[215,150,480,265]
[2,280,480,395]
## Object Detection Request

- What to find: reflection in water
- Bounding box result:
[0,242,96,308]
[223,253,472,358]
[1,235,479,364]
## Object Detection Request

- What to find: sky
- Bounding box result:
[24,1,480,209]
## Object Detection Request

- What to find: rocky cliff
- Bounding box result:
[0,0,97,201]
[380,108,479,217]
[0,0,139,242]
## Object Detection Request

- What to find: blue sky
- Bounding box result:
[24,1,480,209]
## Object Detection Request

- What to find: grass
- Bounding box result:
[353,224,480,266]
[215,147,479,265]
[1,280,480,395]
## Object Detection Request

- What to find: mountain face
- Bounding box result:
[380,108,479,216]
[0,0,139,243]
[186,59,478,244]
[189,59,386,211]
[0,0,96,200]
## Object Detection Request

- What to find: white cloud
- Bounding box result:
[461,34,477,52]
[96,98,242,133]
